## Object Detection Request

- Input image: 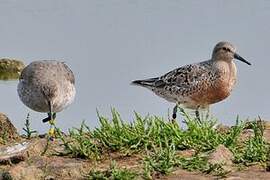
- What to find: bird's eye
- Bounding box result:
[222,47,230,52]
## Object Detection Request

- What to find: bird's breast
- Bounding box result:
[209,62,237,104]
[191,61,237,106]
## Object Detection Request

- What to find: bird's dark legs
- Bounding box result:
[48,102,56,137]
[172,104,179,122]
[172,104,205,124]
[41,101,57,138]
[42,112,56,123]
[51,112,56,120]
[172,105,177,118]
[205,106,210,120]
[195,107,202,123]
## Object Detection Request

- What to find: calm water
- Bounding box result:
[0,0,269,133]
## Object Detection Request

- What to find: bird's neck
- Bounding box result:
[212,59,236,73]
[212,59,237,89]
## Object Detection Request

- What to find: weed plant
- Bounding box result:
[22,113,37,139]
[56,108,270,177]
[87,161,137,180]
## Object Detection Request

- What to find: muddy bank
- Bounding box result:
[0,113,270,180]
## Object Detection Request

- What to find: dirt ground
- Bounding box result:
[1,113,270,179]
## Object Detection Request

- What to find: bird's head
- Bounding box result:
[212,41,251,65]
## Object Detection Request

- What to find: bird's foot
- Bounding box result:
[42,112,56,123]
[42,116,51,123]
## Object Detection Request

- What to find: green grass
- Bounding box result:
[143,141,177,176]
[87,161,137,180]
[233,119,269,165]
[54,108,270,178]
[56,121,101,159]
[22,113,37,139]
[143,140,230,177]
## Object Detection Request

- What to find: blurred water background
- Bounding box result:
[0,1,269,133]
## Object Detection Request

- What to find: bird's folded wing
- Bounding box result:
[160,62,211,90]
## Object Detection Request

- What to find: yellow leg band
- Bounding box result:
[48,119,56,137]
[49,127,55,137]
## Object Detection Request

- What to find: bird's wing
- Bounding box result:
[160,61,211,90]
[61,62,75,84]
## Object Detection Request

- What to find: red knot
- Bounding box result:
[17,60,76,135]
[132,41,251,121]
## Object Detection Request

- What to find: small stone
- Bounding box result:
[0,142,29,165]
[0,113,20,144]
[7,164,44,180]
[208,145,234,172]
[208,145,233,165]
[239,129,254,143]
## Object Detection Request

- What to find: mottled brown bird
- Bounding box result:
[132,42,251,120]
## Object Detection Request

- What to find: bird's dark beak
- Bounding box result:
[234,53,251,65]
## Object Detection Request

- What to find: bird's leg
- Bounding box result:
[42,113,50,123]
[172,104,178,122]
[195,107,202,124]
[48,101,56,138]
[205,106,210,120]
[48,113,56,138]
[41,110,56,155]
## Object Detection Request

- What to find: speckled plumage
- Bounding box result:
[17,60,76,114]
[132,42,251,117]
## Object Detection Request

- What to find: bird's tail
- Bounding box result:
[131,77,160,88]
